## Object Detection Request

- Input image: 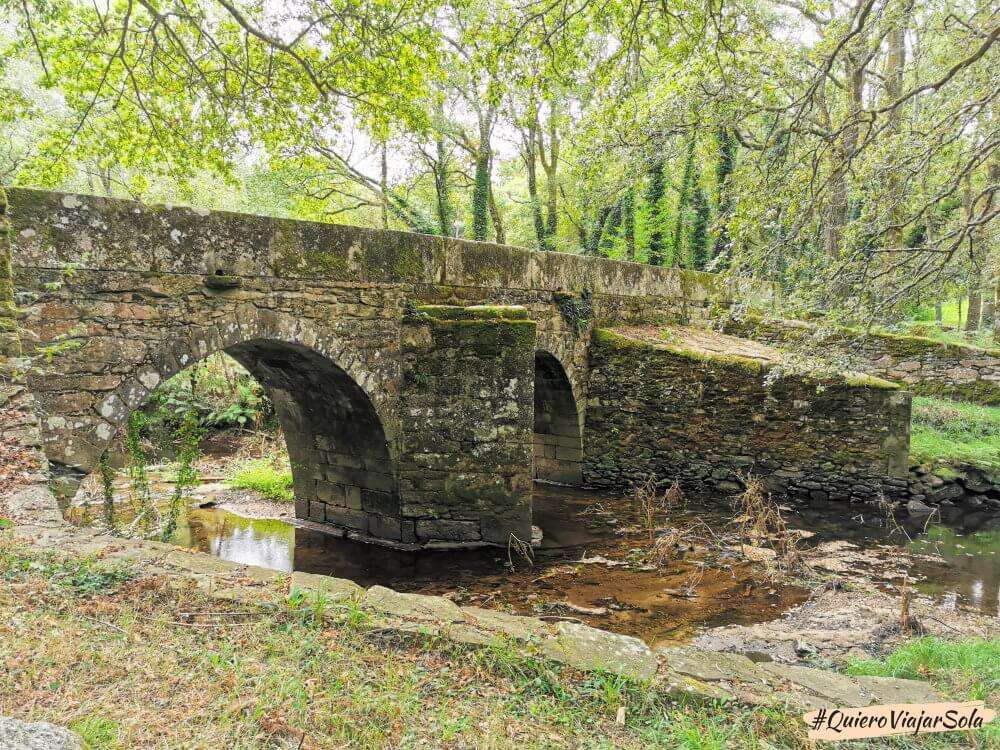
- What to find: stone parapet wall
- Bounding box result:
[9,188,722,322]
[583,329,913,504]
[725,316,1000,406]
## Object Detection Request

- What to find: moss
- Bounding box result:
[677,269,727,302]
[843,372,900,390]
[553,291,593,334]
[458,243,529,286]
[931,465,965,481]
[362,238,426,281]
[415,304,529,321]
[591,328,766,374]
[270,225,350,278]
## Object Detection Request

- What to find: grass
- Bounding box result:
[0,538,816,749]
[894,299,997,349]
[3,538,993,748]
[227,457,294,502]
[909,396,1000,470]
[848,637,999,746]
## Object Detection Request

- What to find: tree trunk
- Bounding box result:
[825,46,866,259]
[883,0,911,249]
[537,103,560,251]
[672,138,697,267]
[433,127,454,237]
[585,206,611,256]
[966,278,983,333]
[380,144,390,229]
[934,301,942,323]
[522,116,546,248]
[488,184,505,245]
[470,108,495,242]
[623,190,636,262]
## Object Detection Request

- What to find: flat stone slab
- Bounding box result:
[364,585,465,623]
[460,606,549,641]
[659,646,761,684]
[541,621,658,681]
[164,550,242,576]
[291,571,363,601]
[759,662,868,707]
[0,716,81,750]
[856,675,941,705]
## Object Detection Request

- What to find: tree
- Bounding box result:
[672,138,697,268]
[713,126,736,261]
[691,183,710,270]
[645,156,667,265]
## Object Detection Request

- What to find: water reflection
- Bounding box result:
[161,484,1000,643]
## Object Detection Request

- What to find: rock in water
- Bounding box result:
[906,499,935,516]
[0,716,81,750]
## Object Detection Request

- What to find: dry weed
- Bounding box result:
[732,473,800,572]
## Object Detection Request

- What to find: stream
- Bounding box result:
[72,479,999,648]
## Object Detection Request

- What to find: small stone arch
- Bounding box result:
[43,307,404,540]
[533,348,584,484]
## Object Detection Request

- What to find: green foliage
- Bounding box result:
[69,714,120,750]
[671,137,697,269]
[148,353,272,432]
[643,156,667,266]
[1,550,135,597]
[161,411,203,542]
[910,396,1000,469]
[471,154,491,241]
[690,184,710,270]
[98,451,117,533]
[228,458,294,502]
[124,412,156,535]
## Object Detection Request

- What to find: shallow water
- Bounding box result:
[96,483,999,646]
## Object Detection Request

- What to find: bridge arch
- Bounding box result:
[37,309,403,536]
[533,349,584,484]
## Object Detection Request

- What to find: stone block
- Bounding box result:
[415,518,480,542]
[541,621,658,681]
[290,571,363,601]
[324,506,369,531]
[367,514,403,541]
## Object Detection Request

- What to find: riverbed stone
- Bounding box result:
[0,716,81,750]
[363,585,465,623]
[3,486,64,526]
[541,621,658,681]
[658,646,761,684]
[291,571,363,601]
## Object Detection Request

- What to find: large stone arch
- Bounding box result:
[532,347,584,484]
[30,307,405,539]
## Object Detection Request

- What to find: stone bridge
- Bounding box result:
[6,189,912,547]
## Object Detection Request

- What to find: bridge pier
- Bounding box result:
[398,305,535,545]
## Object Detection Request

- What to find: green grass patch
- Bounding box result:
[227,458,294,502]
[848,637,999,746]
[909,396,1000,470]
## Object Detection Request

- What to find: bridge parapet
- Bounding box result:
[9,188,721,310]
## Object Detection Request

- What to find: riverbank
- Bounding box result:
[4,522,995,749]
